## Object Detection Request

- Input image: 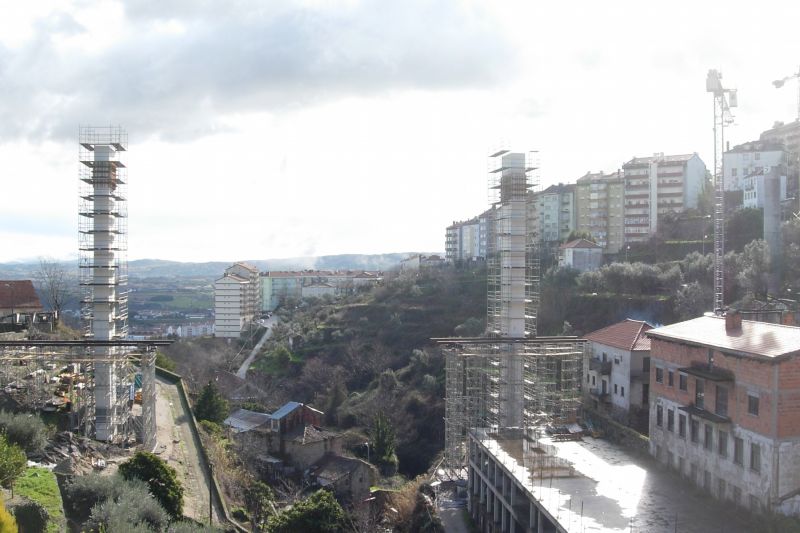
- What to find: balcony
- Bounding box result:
[589,359,612,375]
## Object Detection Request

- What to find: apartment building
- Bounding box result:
[647,312,800,514]
[214,262,261,338]
[529,183,575,244]
[622,153,706,244]
[445,208,492,263]
[584,319,652,426]
[575,171,625,254]
[723,141,786,193]
[261,270,381,311]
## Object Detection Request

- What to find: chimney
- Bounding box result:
[725,310,742,333]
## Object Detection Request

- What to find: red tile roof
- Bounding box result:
[0,280,42,312]
[647,315,800,360]
[584,319,652,352]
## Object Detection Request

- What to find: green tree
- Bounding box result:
[194,381,229,425]
[727,207,763,251]
[244,481,275,532]
[738,239,772,299]
[155,351,177,372]
[0,411,47,454]
[271,346,292,369]
[118,452,184,519]
[265,490,348,533]
[372,411,398,475]
[0,494,17,533]
[0,434,26,489]
[85,479,169,532]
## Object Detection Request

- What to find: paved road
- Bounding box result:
[236,315,279,379]
[154,376,225,524]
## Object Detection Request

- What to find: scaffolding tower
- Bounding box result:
[441,148,585,472]
[79,126,130,441]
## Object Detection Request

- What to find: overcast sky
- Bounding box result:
[2,0,800,263]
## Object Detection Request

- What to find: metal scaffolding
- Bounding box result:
[440,148,585,472]
[0,340,167,446]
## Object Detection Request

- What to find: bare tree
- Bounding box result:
[36,257,69,320]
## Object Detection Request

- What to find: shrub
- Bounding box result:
[265,490,348,533]
[0,411,47,454]
[10,500,47,533]
[84,480,169,532]
[0,494,16,533]
[198,420,223,438]
[63,474,121,523]
[231,508,248,522]
[119,452,184,519]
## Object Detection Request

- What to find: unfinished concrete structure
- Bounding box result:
[441,150,585,471]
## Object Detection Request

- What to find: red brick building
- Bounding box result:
[647,312,800,514]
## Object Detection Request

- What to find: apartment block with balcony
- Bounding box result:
[575,171,624,254]
[583,319,652,427]
[647,313,800,515]
[214,262,261,338]
[529,183,575,245]
[622,153,706,244]
[445,208,492,263]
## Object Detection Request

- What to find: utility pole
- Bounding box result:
[773,64,800,122]
[706,70,737,315]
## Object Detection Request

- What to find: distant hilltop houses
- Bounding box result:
[446,126,800,263]
[214,262,382,339]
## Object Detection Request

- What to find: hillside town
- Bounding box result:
[4,4,800,533]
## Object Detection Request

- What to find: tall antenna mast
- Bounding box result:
[706,70,737,315]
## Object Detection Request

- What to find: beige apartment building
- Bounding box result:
[214,262,261,338]
[575,170,624,254]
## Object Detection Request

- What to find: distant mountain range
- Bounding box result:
[0,253,440,279]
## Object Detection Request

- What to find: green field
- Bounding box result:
[15,467,65,533]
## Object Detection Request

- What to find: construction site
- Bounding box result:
[0,127,162,453]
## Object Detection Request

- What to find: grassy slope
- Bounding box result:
[15,467,65,533]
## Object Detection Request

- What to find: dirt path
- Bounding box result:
[154,376,225,524]
[236,315,279,379]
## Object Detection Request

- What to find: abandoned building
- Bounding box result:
[647,312,800,514]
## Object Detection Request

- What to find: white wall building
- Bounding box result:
[558,238,602,272]
[214,262,261,338]
[723,141,786,194]
[530,183,576,244]
[445,209,493,263]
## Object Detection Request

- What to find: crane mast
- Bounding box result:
[706,70,737,315]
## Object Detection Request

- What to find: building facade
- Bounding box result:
[558,238,602,272]
[584,319,652,426]
[723,141,786,193]
[647,313,800,514]
[214,262,261,338]
[530,183,576,244]
[261,270,381,311]
[622,153,706,244]
[575,171,625,254]
[445,208,492,263]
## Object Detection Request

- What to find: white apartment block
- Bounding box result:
[530,183,575,244]
[214,262,261,338]
[623,153,706,244]
[723,141,786,192]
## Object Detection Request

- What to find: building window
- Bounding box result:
[718,478,727,499]
[679,414,686,438]
[695,378,705,409]
[656,405,663,427]
[734,437,744,466]
[586,373,590,383]
[614,384,618,394]
[718,430,728,458]
[716,385,729,417]
[732,485,741,504]
[704,424,713,451]
[668,370,674,387]
[691,419,699,443]
[621,386,625,397]
[667,409,674,432]
[748,394,760,416]
[655,367,664,384]
[592,375,596,386]
[750,443,761,473]
[643,357,650,373]
[679,373,687,391]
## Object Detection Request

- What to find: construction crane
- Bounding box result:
[706,70,737,315]
[773,65,800,121]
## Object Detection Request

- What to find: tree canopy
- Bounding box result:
[118,452,184,519]
[0,434,26,489]
[194,381,229,425]
[265,490,348,533]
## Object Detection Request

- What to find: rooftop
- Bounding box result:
[584,319,652,352]
[560,239,601,250]
[473,427,752,532]
[313,454,372,484]
[647,314,800,360]
[0,280,42,311]
[623,153,695,167]
[223,408,272,433]
[726,140,785,154]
